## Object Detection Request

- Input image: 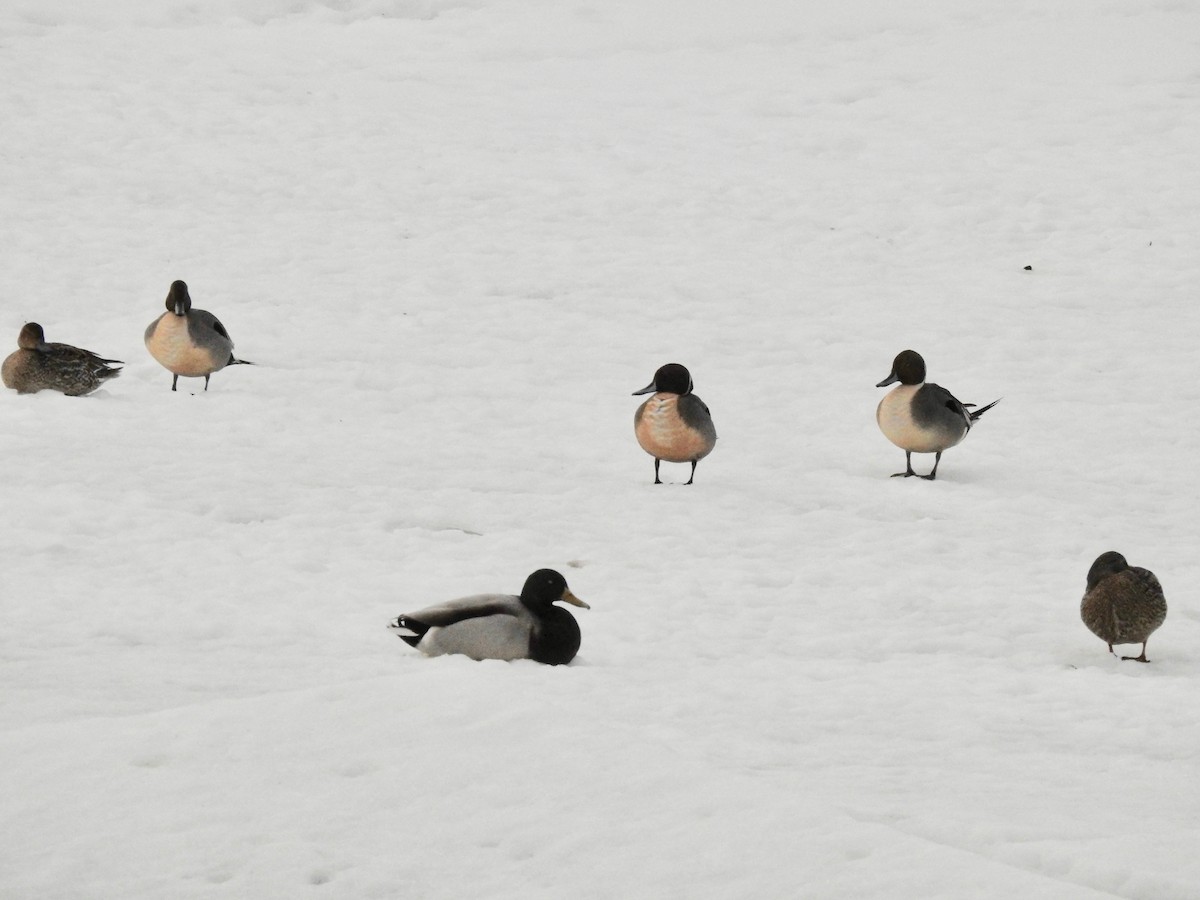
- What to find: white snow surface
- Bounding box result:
[3,0,1199,897]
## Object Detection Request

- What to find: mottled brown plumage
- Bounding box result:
[1,323,122,396]
[1080,551,1167,663]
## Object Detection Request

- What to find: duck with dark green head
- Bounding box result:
[2,322,122,396]
[389,569,590,665]
[875,349,999,480]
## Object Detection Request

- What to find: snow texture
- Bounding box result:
[2,0,1199,897]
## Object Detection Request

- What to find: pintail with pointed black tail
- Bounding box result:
[144,280,253,391]
[875,349,998,480]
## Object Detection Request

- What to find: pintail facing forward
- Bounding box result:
[633,363,717,485]
[1080,551,1167,663]
[875,349,999,480]
[145,280,253,391]
[1,322,122,396]
[389,569,590,665]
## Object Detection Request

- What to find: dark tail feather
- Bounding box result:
[389,615,430,647]
[228,355,255,366]
[969,398,1001,421]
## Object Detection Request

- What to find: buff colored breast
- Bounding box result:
[145,314,219,377]
[635,394,715,463]
[876,384,964,454]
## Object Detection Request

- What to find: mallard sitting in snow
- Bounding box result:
[875,349,999,480]
[1080,551,1167,663]
[144,280,253,391]
[389,569,589,665]
[632,362,717,485]
[2,322,122,396]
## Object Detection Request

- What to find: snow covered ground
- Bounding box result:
[2,0,1199,896]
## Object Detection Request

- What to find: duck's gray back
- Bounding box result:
[678,393,717,443]
[187,309,235,366]
[911,382,970,447]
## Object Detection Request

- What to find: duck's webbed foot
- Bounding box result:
[891,451,917,478]
[1120,643,1151,663]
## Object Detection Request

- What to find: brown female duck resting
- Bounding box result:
[1080,551,1167,663]
[1,322,122,396]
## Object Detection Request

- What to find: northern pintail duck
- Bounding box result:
[1,322,122,396]
[389,569,590,665]
[875,350,999,480]
[632,363,717,485]
[145,280,252,391]
[1080,551,1167,663]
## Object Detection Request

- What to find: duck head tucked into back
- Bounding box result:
[1080,551,1167,663]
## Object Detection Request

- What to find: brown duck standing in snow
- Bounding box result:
[2,322,122,396]
[1080,551,1167,662]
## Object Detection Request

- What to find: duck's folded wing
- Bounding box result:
[677,393,717,439]
[918,382,972,429]
[46,343,122,365]
[187,309,234,346]
[389,593,519,635]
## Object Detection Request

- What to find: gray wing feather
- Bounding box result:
[403,593,521,629]
[187,309,236,359]
[914,382,971,435]
[678,393,718,442]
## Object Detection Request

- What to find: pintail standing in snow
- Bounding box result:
[875,349,999,480]
[1,322,122,396]
[1080,551,1167,663]
[145,280,253,391]
[389,569,589,665]
[632,363,717,485]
